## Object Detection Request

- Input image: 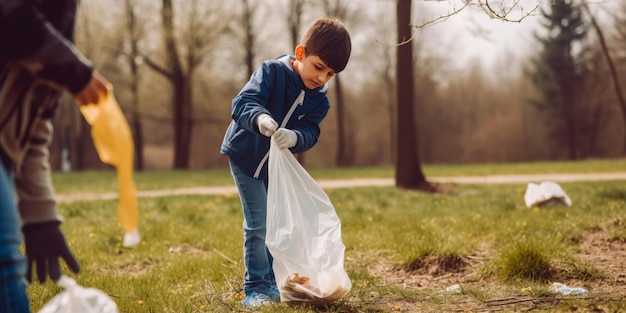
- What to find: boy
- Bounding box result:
[220,17,351,308]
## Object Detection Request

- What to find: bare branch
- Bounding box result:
[389,0,540,48]
[411,0,540,34]
[142,56,172,78]
[581,0,626,153]
[478,0,539,22]
[412,0,471,30]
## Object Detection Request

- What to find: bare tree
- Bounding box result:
[411,0,539,31]
[283,0,307,164]
[320,0,361,166]
[367,11,397,163]
[144,0,227,169]
[123,0,146,170]
[239,0,259,78]
[381,43,396,164]
[71,0,114,170]
[285,0,306,49]
[395,0,434,191]
[581,1,626,154]
[72,24,97,170]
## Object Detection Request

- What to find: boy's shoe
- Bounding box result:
[242,291,272,308]
[268,285,281,302]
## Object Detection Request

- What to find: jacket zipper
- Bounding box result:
[253,89,305,179]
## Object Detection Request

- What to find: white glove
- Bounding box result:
[256,114,278,137]
[274,128,297,149]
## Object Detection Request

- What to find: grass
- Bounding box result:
[493,238,557,282]
[29,159,626,312]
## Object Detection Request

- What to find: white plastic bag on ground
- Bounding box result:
[549,282,588,295]
[38,276,118,313]
[266,137,351,305]
[524,181,572,208]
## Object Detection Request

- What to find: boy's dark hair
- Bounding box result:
[300,18,351,73]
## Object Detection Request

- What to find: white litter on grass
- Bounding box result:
[440,284,463,294]
[38,276,118,313]
[524,181,572,208]
[550,282,588,295]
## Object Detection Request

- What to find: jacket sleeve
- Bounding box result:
[231,62,275,135]
[15,119,60,225]
[0,0,93,93]
[291,98,330,153]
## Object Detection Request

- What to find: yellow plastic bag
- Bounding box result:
[79,86,139,246]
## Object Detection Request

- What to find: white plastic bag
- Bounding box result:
[266,137,351,305]
[38,276,118,313]
[524,181,572,208]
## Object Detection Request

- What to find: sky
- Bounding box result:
[427,1,541,68]
[411,0,621,74]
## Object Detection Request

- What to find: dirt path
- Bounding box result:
[57,172,626,203]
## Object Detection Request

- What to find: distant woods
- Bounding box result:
[49,0,626,171]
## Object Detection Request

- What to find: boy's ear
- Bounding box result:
[295,45,305,60]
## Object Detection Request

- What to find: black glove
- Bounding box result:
[22,221,80,283]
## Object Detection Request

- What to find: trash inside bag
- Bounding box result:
[524,181,572,208]
[266,137,351,305]
[38,276,118,313]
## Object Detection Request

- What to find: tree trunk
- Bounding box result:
[242,0,255,78]
[286,0,304,49]
[385,60,396,165]
[335,74,352,166]
[162,0,191,169]
[286,0,306,165]
[563,85,577,159]
[126,0,144,171]
[129,74,144,170]
[172,79,192,169]
[582,1,626,154]
[395,0,431,191]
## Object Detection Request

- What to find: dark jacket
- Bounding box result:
[220,55,330,180]
[0,0,94,224]
[0,0,93,168]
[0,0,93,92]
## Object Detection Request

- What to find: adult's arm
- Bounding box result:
[0,0,94,94]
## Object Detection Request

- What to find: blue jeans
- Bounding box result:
[0,163,30,312]
[229,160,276,295]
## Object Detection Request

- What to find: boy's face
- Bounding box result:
[292,45,336,90]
